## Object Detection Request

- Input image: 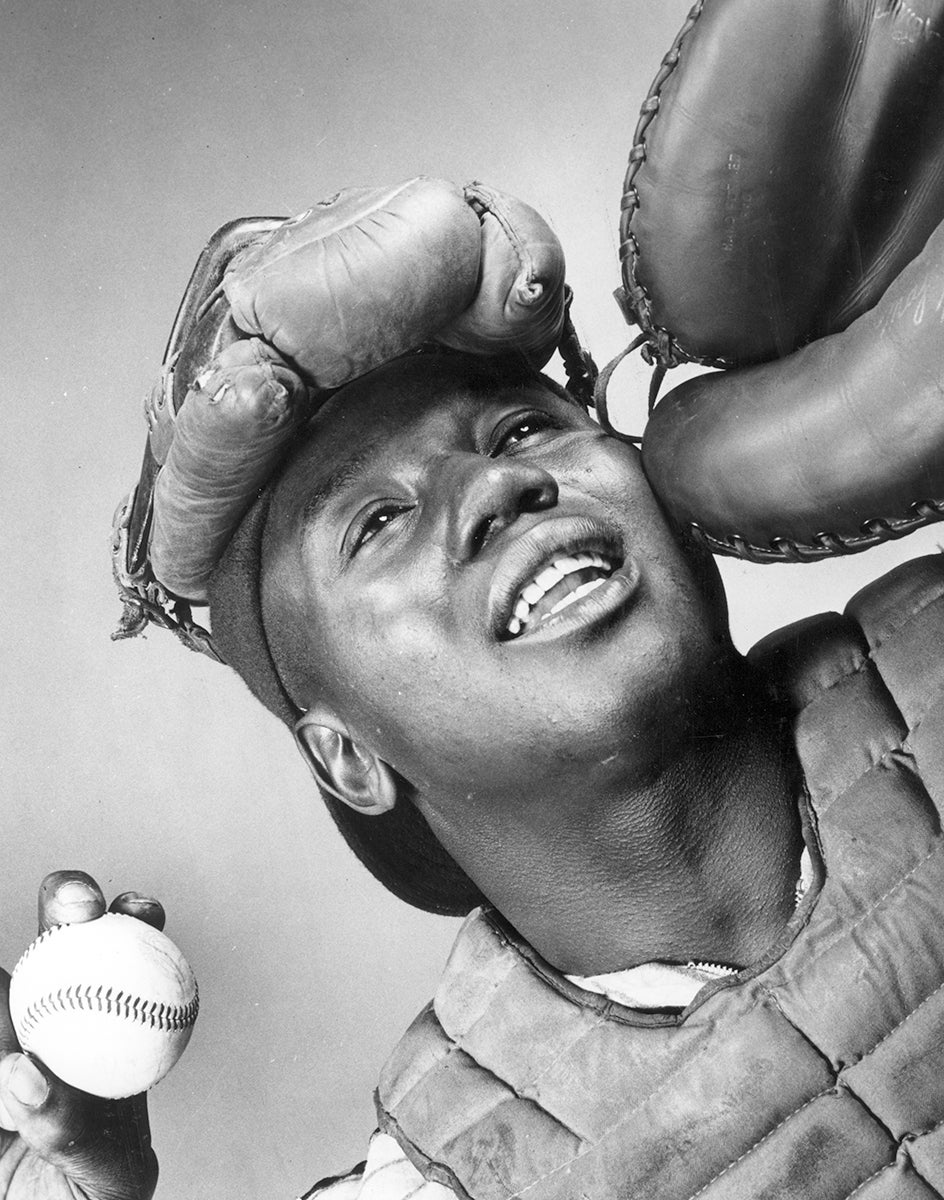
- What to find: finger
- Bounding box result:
[38,871,106,932]
[109,892,166,931]
[0,974,17,1129]
[0,1054,157,1199]
[0,971,15,1058]
[0,1054,52,1134]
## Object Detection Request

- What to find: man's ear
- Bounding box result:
[293,707,399,816]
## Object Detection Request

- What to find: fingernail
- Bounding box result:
[56,880,99,905]
[7,1057,48,1108]
[43,879,104,927]
[111,892,166,931]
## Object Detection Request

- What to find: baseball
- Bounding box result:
[8,912,199,1099]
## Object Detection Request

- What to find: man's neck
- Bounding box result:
[422,663,805,977]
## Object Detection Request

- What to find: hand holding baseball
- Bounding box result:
[0,871,185,1200]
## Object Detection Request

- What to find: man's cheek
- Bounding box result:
[558,442,647,508]
[359,575,448,642]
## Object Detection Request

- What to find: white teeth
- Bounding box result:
[542,577,607,620]
[535,564,564,591]
[534,568,563,592]
[521,581,545,605]
[505,550,616,637]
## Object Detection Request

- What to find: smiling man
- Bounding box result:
[3,178,944,1200]
[245,351,803,985]
[182,345,810,1199]
[216,349,944,1200]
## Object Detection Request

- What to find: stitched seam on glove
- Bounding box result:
[618,0,727,370]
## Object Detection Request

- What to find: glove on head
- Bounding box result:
[113,178,591,911]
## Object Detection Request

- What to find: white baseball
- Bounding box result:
[8,912,198,1099]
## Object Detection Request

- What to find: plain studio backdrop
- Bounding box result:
[3,1,941,1195]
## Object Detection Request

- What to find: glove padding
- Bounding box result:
[135,177,567,602]
[642,212,944,558]
[622,0,944,368]
[620,0,944,560]
[149,339,316,601]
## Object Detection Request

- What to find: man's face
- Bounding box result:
[264,355,731,809]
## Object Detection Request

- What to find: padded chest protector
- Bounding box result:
[377,555,944,1200]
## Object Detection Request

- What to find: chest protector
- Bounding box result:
[376,555,944,1199]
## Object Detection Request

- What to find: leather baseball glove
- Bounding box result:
[617,0,944,561]
[112,178,592,649]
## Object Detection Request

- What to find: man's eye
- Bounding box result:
[491,412,559,454]
[350,505,407,553]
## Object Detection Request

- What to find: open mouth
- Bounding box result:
[504,550,619,639]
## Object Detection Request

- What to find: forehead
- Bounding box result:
[274,356,582,517]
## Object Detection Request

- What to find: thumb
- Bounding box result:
[0,1053,157,1200]
[0,1054,53,1135]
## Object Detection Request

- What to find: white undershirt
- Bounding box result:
[305,848,814,1199]
[569,847,813,1009]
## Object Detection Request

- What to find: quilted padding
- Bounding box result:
[378,555,944,1200]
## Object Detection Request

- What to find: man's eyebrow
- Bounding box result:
[300,443,380,529]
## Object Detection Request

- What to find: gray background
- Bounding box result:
[3,1,941,1195]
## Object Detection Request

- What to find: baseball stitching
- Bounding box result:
[17,985,199,1041]
[13,925,199,1041]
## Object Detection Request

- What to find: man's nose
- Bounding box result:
[442,453,559,563]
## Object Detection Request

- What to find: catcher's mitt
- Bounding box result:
[113,177,595,649]
[616,0,944,560]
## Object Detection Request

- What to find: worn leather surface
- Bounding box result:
[377,555,944,1199]
[149,338,314,600]
[224,178,566,387]
[624,0,944,367]
[135,178,567,602]
[626,0,944,562]
[641,211,944,556]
